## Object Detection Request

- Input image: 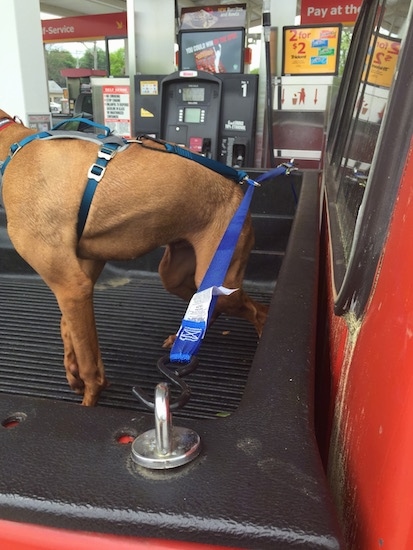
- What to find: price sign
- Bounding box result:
[283,24,342,76]
[363,34,401,88]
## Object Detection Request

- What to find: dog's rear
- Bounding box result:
[0,111,267,405]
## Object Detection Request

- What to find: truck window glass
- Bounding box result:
[324,0,412,312]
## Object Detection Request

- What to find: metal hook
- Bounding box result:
[132,355,199,411]
[131,382,201,469]
[278,159,298,176]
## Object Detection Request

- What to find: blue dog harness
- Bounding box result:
[0,118,128,233]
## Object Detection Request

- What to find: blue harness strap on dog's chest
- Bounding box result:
[0,120,127,239]
[77,141,124,239]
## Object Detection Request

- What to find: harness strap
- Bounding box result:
[52,117,113,136]
[164,142,248,183]
[77,141,123,239]
[139,136,249,184]
[0,131,51,175]
[0,119,126,177]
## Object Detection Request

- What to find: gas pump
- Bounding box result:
[161,71,222,158]
[134,71,258,167]
[133,3,258,168]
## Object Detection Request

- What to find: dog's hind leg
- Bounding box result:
[158,241,197,301]
[193,215,268,337]
[160,218,268,348]
[213,289,269,337]
[159,241,197,348]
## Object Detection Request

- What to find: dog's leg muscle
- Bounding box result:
[45,259,106,406]
[159,241,197,348]
[158,241,197,301]
[160,214,268,349]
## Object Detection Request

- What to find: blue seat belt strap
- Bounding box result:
[169,163,294,364]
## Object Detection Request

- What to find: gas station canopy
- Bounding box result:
[40,0,268,27]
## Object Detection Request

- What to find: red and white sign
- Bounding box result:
[103,85,131,138]
[276,76,331,111]
[42,12,127,42]
[301,0,362,25]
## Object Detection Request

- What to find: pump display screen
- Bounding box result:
[182,87,205,102]
[184,108,202,123]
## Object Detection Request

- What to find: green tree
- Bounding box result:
[45,48,76,87]
[339,28,353,75]
[78,46,107,71]
[109,48,126,76]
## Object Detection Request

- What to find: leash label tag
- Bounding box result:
[170,286,237,363]
[183,285,236,326]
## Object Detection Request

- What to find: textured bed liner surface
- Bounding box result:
[0,270,271,418]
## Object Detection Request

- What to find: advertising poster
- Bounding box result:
[103,85,131,138]
[179,29,245,74]
[363,34,401,88]
[27,114,52,131]
[283,24,342,76]
[180,4,246,30]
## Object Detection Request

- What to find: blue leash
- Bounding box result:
[169,163,294,363]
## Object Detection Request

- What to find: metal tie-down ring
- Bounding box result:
[131,382,201,469]
[131,356,201,469]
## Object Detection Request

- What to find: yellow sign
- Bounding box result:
[364,35,401,88]
[283,25,341,76]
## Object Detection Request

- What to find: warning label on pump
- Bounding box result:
[103,85,131,138]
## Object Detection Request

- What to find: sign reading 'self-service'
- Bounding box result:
[42,13,127,42]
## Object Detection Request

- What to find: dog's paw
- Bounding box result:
[162,334,177,349]
[65,362,85,394]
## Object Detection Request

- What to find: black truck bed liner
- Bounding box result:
[0,171,343,549]
[0,272,269,418]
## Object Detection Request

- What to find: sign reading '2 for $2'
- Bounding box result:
[282,25,342,76]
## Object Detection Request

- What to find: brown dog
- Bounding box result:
[0,110,268,406]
